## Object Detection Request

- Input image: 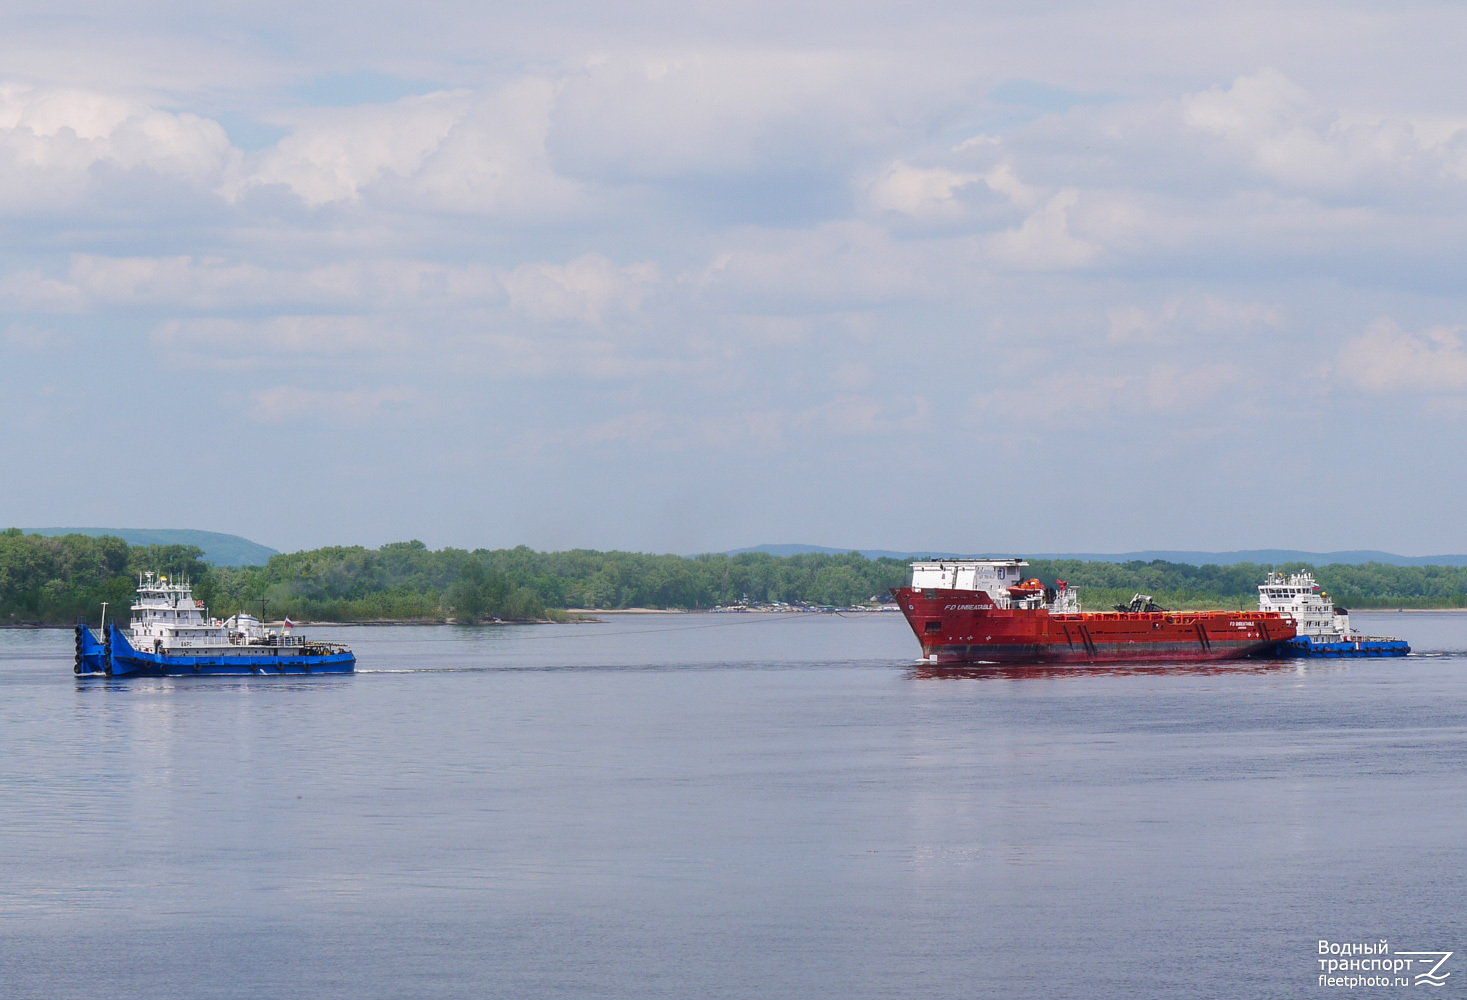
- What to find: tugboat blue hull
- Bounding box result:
[1283,635,1410,657]
[74,625,109,674]
[104,624,355,676]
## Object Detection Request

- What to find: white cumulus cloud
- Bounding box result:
[987,189,1098,269]
[867,161,985,218]
[1337,318,1467,392]
[241,81,583,215]
[0,83,236,209]
[1181,68,1466,196]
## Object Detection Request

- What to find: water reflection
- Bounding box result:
[910,659,1307,681]
[75,675,351,693]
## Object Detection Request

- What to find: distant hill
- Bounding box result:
[26,528,278,567]
[728,544,1467,568]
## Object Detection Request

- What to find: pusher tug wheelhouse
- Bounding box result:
[892,559,1295,665]
[1257,571,1409,657]
[74,572,354,676]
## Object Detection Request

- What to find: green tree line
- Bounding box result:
[5,528,1467,625]
[202,542,909,621]
[0,528,211,625]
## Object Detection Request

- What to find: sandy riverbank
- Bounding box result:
[562,608,684,615]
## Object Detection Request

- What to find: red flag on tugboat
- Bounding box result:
[284,618,295,629]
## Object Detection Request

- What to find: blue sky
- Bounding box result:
[3,1,1466,555]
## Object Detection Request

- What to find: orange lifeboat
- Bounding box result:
[1007,577,1046,598]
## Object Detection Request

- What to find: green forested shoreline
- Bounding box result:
[4,528,1466,626]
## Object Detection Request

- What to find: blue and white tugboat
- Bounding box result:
[75,572,354,676]
[1257,571,1409,657]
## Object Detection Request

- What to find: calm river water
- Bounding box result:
[1,612,1464,998]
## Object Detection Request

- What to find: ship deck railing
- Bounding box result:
[160,640,352,654]
[1049,610,1282,622]
[209,636,353,652]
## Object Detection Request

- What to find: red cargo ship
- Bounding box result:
[893,559,1294,664]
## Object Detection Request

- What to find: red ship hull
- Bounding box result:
[892,587,1295,664]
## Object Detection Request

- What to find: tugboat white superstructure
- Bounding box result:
[1257,571,1408,657]
[74,572,354,676]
